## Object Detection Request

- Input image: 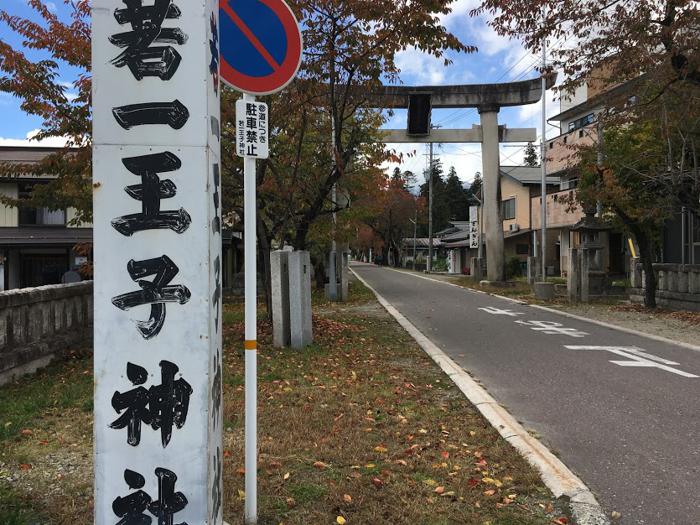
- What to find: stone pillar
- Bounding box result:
[470,257,484,280]
[327,250,338,301]
[630,257,641,288]
[568,248,580,302]
[526,256,539,284]
[340,247,349,302]
[479,107,504,282]
[678,268,689,294]
[580,248,590,303]
[289,251,313,349]
[270,251,290,347]
[658,270,666,292]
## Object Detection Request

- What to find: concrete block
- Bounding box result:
[270,251,290,348]
[526,256,540,284]
[289,251,313,349]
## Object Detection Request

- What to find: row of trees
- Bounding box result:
[0,0,473,313]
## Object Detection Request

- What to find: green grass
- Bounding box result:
[0,353,92,442]
[0,482,46,525]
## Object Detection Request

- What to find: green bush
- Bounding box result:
[505,256,523,280]
[432,257,448,272]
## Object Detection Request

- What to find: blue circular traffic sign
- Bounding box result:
[219,0,303,95]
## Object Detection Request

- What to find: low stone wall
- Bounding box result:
[0,281,93,385]
[630,260,700,311]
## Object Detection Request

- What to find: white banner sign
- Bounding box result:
[92,0,223,523]
[469,205,479,249]
[236,99,269,159]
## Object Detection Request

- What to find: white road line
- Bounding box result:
[351,267,610,525]
[564,346,699,378]
[378,266,700,355]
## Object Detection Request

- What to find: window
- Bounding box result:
[516,244,529,255]
[18,182,66,226]
[563,136,568,144]
[568,113,596,133]
[549,142,554,149]
[578,129,584,138]
[502,198,516,220]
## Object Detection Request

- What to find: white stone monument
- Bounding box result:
[92,0,223,523]
[288,251,313,349]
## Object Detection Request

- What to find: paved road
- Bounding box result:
[352,263,700,525]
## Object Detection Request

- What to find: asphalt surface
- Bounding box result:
[351,263,700,525]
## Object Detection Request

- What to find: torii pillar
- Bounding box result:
[479,104,504,282]
[372,77,555,282]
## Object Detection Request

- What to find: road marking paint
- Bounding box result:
[564,346,699,378]
[478,306,524,317]
[515,320,589,338]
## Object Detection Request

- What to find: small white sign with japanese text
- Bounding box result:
[236,99,269,159]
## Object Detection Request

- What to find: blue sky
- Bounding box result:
[0,0,564,183]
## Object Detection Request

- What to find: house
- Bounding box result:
[499,166,560,273]
[0,146,92,290]
[0,146,243,292]
[542,73,688,278]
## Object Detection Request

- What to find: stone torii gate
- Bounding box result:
[371,77,553,282]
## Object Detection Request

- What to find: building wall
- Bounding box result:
[501,176,531,233]
[531,189,586,230]
[0,183,18,227]
[545,126,597,174]
[559,83,588,114]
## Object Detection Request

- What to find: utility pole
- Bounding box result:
[328,114,338,301]
[540,17,548,283]
[428,142,434,273]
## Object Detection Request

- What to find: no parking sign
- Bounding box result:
[219,1,303,523]
[219,0,303,95]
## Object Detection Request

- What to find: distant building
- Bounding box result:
[0,146,91,290]
[546,73,699,269]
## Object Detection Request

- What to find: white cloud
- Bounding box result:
[395,46,449,85]
[0,129,70,147]
[46,2,57,13]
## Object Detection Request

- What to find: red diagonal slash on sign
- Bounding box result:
[221,1,281,70]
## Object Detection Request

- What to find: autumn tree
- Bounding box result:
[473,0,700,307]
[0,0,91,223]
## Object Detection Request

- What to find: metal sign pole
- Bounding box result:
[243,92,258,525]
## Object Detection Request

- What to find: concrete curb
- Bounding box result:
[389,268,700,354]
[351,267,610,525]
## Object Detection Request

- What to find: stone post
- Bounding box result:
[630,257,641,288]
[678,267,689,294]
[289,251,313,349]
[527,256,539,284]
[580,248,590,303]
[568,248,580,303]
[479,106,504,282]
[270,251,290,347]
